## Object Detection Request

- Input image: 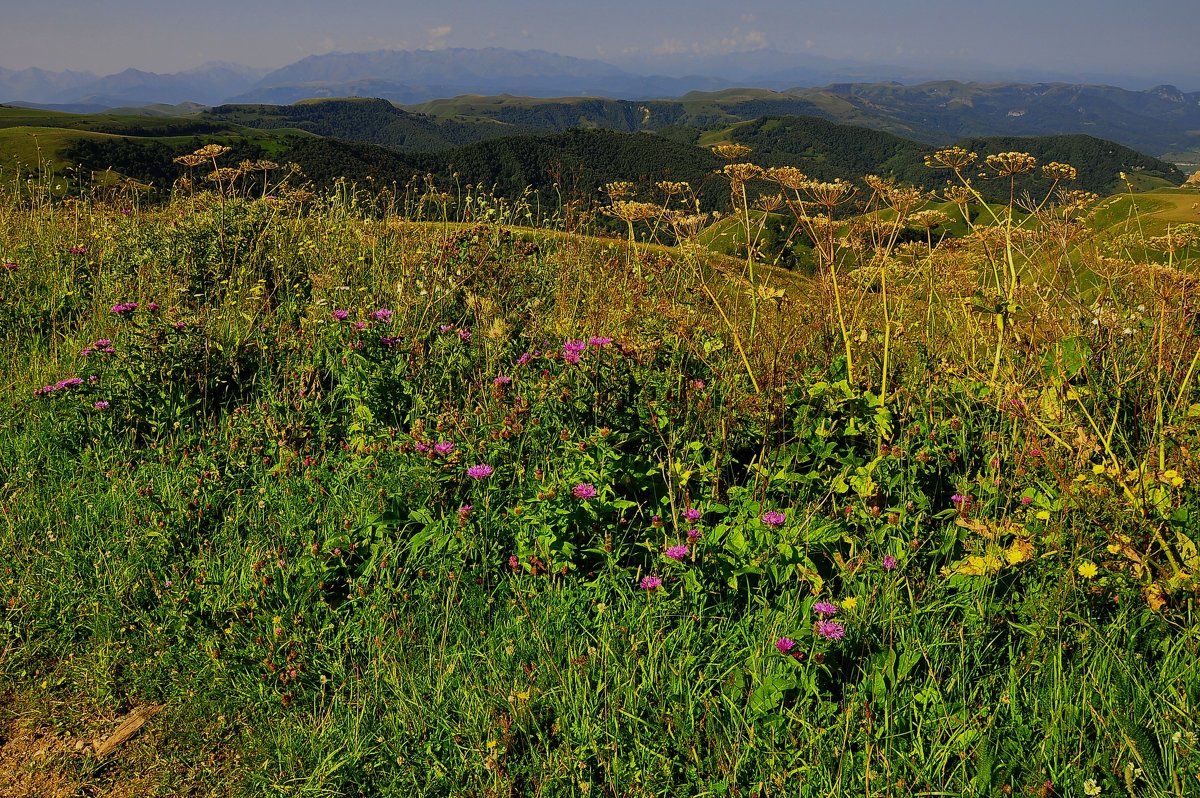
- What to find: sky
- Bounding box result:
[3,0,1198,87]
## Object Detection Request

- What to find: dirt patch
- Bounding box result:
[0,713,79,798]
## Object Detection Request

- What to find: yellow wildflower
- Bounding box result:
[1077,561,1099,579]
[840,597,859,610]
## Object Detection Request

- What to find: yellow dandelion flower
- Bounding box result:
[1091,464,1106,475]
[840,597,859,610]
[1036,510,1051,521]
[1077,561,1099,579]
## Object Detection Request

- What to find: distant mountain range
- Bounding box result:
[3,47,1200,167]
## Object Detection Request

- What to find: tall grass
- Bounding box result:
[1,145,1198,797]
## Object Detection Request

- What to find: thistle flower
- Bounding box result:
[466,464,494,480]
[816,620,846,641]
[682,507,701,522]
[369,308,393,322]
[775,637,796,654]
[882,555,897,570]
[665,544,688,561]
[687,528,702,542]
[572,483,598,500]
[433,441,455,456]
[760,510,786,528]
[640,574,663,591]
[813,601,838,617]
[331,309,349,321]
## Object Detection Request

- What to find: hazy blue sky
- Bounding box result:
[4,0,1198,85]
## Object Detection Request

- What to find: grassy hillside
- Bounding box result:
[2,151,1199,796]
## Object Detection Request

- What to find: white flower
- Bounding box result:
[1083,778,1102,796]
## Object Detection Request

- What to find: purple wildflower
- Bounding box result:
[1,262,16,271]
[651,515,662,527]
[588,336,613,347]
[331,309,349,321]
[562,339,586,364]
[439,324,454,332]
[493,375,512,386]
[516,352,533,366]
[466,464,494,480]
[146,302,159,311]
[508,555,520,571]
[353,321,366,331]
[691,379,706,390]
[683,507,702,522]
[665,544,689,561]
[816,620,846,641]
[379,336,402,347]
[813,601,838,617]
[111,302,138,315]
[687,528,702,542]
[458,504,472,518]
[414,441,430,453]
[761,510,786,528]
[882,555,897,570]
[94,400,110,410]
[775,637,796,654]
[369,308,393,322]
[457,329,471,341]
[1020,495,1033,506]
[68,246,87,255]
[433,441,455,456]
[640,575,663,591]
[572,483,598,500]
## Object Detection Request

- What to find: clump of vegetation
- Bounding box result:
[1,142,1198,797]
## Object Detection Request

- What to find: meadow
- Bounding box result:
[1,144,1199,797]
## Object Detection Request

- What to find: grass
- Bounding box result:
[0,144,1199,797]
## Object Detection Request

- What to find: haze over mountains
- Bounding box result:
[4,46,1198,108]
[3,47,1200,169]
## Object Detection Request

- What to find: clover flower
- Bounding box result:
[572,483,598,500]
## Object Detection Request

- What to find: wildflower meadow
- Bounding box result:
[0,144,1198,797]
